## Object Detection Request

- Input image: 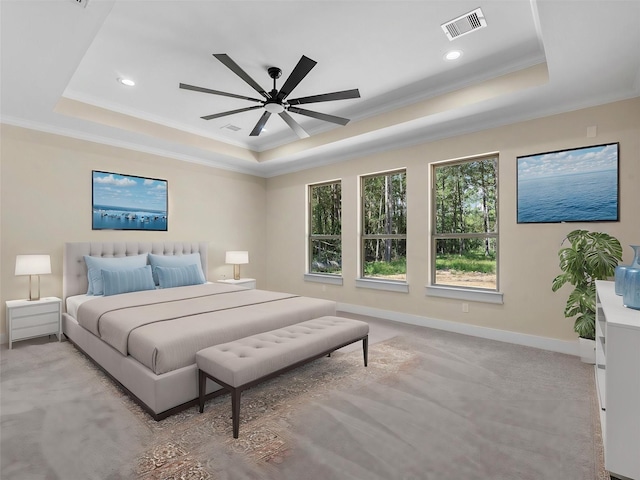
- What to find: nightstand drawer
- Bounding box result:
[11,303,59,319]
[12,318,59,341]
[12,311,59,328]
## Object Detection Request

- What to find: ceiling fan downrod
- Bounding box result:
[265,66,285,113]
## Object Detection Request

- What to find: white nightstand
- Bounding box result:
[218,278,257,289]
[6,297,62,349]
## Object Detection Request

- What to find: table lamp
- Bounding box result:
[15,254,51,301]
[225,251,249,280]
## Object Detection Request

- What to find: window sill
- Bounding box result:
[425,285,503,304]
[304,273,343,286]
[356,278,409,293]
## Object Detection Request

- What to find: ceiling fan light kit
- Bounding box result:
[180,54,360,138]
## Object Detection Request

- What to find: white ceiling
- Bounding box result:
[2,0,639,177]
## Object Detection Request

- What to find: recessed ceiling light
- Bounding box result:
[117,77,135,87]
[444,50,463,61]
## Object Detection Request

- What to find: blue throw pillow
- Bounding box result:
[148,253,205,285]
[84,254,148,295]
[156,264,207,289]
[101,265,156,297]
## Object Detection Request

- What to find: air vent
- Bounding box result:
[441,8,487,41]
[70,0,89,7]
[221,124,241,132]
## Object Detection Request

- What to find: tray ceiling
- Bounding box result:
[2,1,639,177]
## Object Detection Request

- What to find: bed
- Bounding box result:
[62,241,336,419]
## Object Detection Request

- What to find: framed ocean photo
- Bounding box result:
[516,143,619,224]
[92,171,168,231]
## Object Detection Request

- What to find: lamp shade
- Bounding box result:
[15,255,51,276]
[225,251,249,265]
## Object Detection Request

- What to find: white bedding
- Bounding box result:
[65,284,213,317]
[73,283,337,374]
[66,294,94,319]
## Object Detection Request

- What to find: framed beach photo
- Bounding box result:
[92,171,168,231]
[516,143,619,224]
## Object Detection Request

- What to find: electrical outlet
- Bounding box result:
[462,303,469,313]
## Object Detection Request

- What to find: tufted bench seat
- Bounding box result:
[196,316,369,438]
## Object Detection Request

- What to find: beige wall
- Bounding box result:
[264,98,640,342]
[2,98,638,345]
[0,125,267,339]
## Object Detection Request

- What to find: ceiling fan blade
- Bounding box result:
[213,54,270,99]
[287,89,361,106]
[288,107,350,126]
[279,111,310,139]
[200,105,262,121]
[250,111,271,136]
[179,83,263,103]
[277,55,317,101]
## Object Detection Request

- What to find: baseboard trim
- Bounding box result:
[337,302,579,356]
[0,305,577,356]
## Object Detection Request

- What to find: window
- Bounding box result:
[432,156,498,290]
[308,181,342,276]
[361,170,407,282]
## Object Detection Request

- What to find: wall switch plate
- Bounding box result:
[462,303,469,313]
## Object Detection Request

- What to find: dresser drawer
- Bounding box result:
[10,302,59,319]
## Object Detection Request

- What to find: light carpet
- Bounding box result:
[1,321,607,480]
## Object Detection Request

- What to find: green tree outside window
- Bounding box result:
[309,181,342,275]
[361,170,407,281]
[432,157,498,290]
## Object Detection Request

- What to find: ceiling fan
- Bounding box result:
[179,54,360,138]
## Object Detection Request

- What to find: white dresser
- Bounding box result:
[595,280,640,479]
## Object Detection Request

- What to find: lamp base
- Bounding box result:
[233,265,241,281]
[28,275,41,301]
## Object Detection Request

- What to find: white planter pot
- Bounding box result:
[579,337,596,364]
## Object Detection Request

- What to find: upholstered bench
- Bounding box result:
[195,316,369,438]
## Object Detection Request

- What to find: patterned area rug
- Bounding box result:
[85,337,419,479]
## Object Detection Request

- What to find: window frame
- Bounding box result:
[307,179,343,279]
[430,154,500,294]
[359,168,408,285]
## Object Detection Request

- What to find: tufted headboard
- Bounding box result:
[63,242,209,303]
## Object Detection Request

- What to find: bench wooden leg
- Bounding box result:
[363,336,368,367]
[231,388,242,439]
[198,369,206,413]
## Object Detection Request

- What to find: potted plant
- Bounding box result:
[552,229,622,363]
